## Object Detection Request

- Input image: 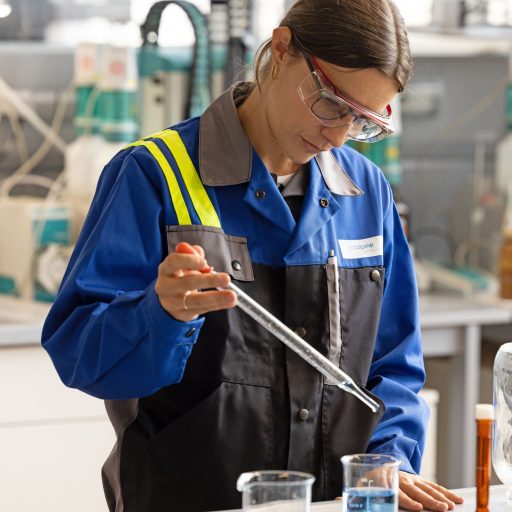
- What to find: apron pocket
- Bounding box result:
[166,225,254,281]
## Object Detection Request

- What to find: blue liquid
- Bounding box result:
[343,487,397,512]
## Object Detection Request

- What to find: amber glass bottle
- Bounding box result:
[475,404,493,512]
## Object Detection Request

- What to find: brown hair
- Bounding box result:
[254,0,412,92]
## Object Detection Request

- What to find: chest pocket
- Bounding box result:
[166,225,254,281]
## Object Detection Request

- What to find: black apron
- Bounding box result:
[102,194,385,512]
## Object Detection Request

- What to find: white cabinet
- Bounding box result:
[419,388,439,483]
[0,345,115,512]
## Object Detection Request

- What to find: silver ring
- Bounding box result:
[182,291,191,310]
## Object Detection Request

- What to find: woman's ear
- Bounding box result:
[270,26,293,66]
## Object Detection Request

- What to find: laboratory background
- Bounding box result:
[1,0,512,510]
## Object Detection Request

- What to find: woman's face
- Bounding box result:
[264,33,398,166]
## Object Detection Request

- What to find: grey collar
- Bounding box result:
[199,84,363,196]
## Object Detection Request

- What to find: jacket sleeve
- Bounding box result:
[41,151,203,400]
[366,185,430,475]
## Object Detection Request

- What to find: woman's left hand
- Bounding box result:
[399,472,464,511]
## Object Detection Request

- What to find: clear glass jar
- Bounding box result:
[493,342,512,505]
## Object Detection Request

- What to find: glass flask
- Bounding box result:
[493,342,512,506]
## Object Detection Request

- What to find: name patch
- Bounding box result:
[338,236,383,259]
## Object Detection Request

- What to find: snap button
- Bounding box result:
[298,408,309,421]
[295,327,307,338]
[255,189,266,200]
[185,327,196,338]
[320,198,329,208]
[370,269,381,282]
[231,260,242,271]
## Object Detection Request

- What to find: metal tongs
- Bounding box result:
[227,282,380,412]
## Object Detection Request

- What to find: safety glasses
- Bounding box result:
[297,53,395,143]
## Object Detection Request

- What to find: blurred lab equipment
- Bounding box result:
[224,0,251,86]
[61,42,103,225]
[397,39,512,296]
[0,70,74,301]
[138,0,215,135]
[63,42,139,226]
[496,62,512,298]
[500,232,512,298]
[0,197,72,300]
[236,470,315,512]
[475,403,493,512]
[340,454,400,512]
[493,343,512,506]
[0,0,51,40]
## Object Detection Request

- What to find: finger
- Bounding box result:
[176,242,213,272]
[400,482,449,512]
[424,482,464,504]
[398,489,423,511]
[415,482,455,509]
[191,245,214,273]
[175,242,198,255]
[192,245,205,258]
[160,253,208,276]
[173,272,231,293]
[181,289,237,313]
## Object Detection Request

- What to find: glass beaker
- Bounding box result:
[493,342,512,506]
[236,470,315,511]
[341,454,400,512]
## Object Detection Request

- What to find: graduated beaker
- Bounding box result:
[341,454,400,512]
[236,470,315,511]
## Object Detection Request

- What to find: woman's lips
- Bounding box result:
[301,136,326,154]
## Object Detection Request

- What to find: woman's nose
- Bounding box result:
[321,123,351,148]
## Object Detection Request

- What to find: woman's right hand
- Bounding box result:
[154,242,237,322]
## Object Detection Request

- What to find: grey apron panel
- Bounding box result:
[102,400,139,512]
[338,267,385,385]
[166,225,254,281]
[325,261,342,385]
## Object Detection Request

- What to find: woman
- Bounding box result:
[43,0,464,510]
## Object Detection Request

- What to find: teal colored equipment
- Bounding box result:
[138,0,226,135]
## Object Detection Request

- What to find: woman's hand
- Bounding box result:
[155,242,236,322]
[399,472,464,511]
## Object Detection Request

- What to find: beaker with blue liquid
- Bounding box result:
[341,454,400,512]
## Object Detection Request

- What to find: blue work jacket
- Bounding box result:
[42,86,428,511]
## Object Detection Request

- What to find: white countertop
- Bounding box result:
[419,293,512,329]
[0,296,50,347]
[217,485,506,511]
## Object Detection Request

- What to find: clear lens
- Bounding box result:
[298,71,390,142]
[311,94,351,121]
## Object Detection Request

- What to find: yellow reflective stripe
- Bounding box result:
[131,140,191,225]
[153,129,221,228]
